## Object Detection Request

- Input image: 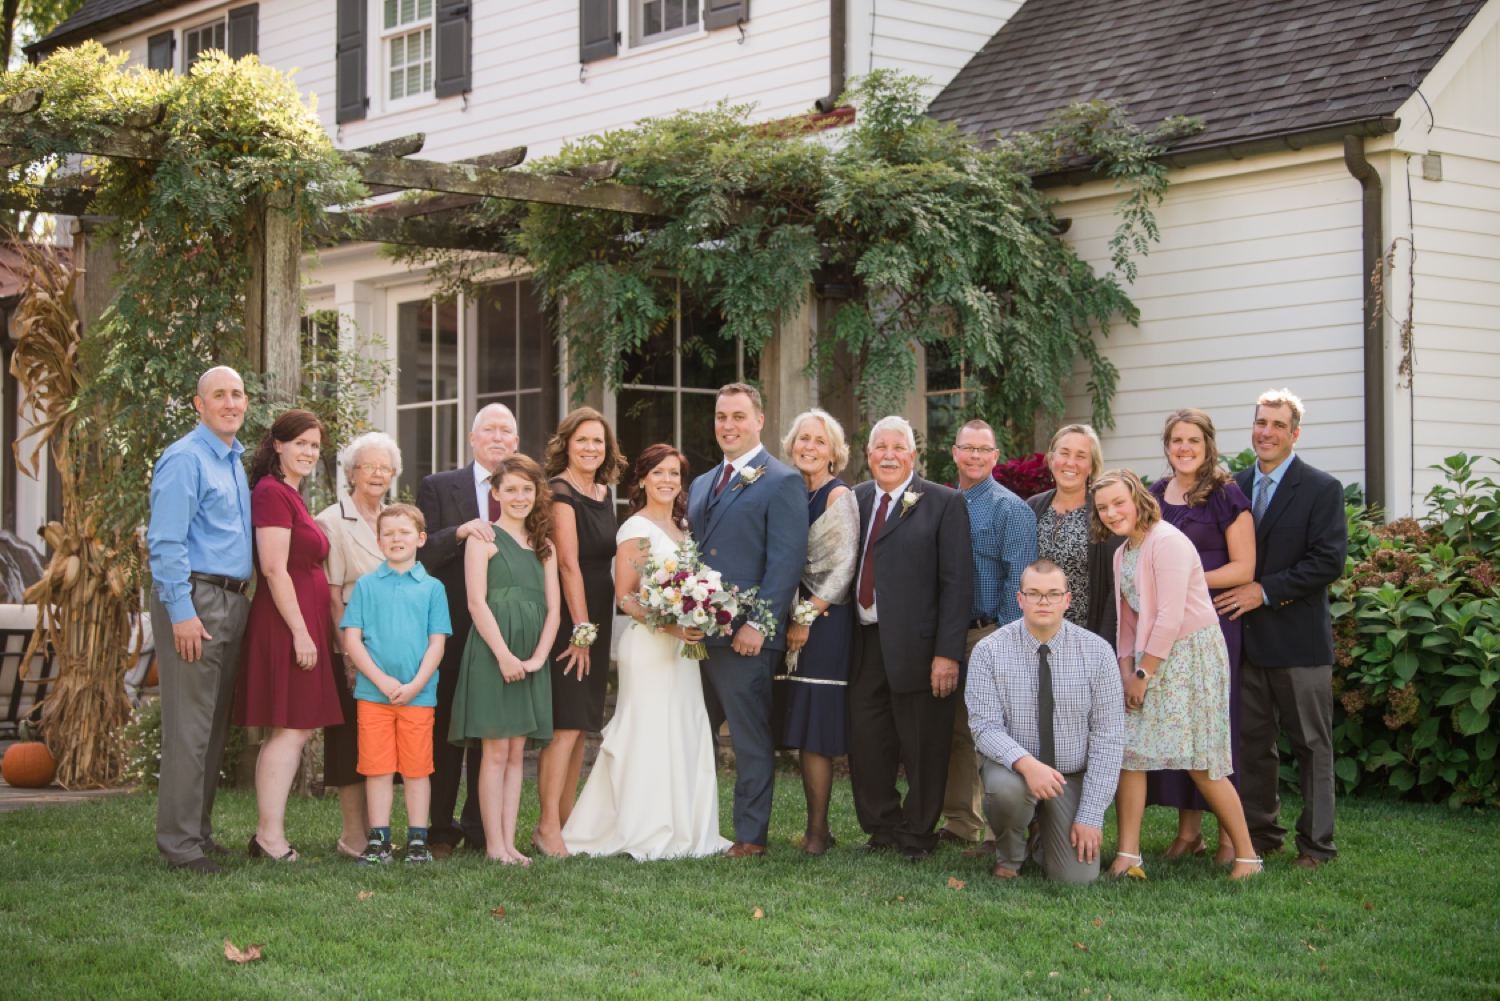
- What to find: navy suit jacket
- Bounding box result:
[687,449,809,653]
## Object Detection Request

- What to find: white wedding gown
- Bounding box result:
[561,516,732,861]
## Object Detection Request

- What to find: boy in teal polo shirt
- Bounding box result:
[341,503,451,864]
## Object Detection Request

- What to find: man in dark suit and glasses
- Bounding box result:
[849,415,974,861]
[415,402,520,857]
[1214,389,1347,869]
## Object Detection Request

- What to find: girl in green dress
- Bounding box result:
[449,454,561,865]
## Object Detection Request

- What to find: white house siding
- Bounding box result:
[849,0,1017,102]
[1047,148,1368,492]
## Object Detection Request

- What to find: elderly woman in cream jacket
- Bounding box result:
[315,431,402,857]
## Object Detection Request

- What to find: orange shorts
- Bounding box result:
[356,701,435,778]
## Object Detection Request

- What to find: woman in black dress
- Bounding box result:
[773,409,859,856]
[532,407,625,857]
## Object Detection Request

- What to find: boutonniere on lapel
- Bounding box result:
[900,490,922,516]
[732,465,766,492]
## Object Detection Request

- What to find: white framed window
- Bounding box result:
[633,0,701,46]
[395,294,461,489]
[382,0,435,105]
[183,18,226,70]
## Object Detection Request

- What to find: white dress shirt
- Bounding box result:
[474,461,498,521]
[856,472,914,626]
[714,443,765,488]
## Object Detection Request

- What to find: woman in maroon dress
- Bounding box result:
[1146,409,1255,865]
[236,409,342,862]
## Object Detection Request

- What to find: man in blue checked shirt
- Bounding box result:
[146,367,254,874]
[937,420,1038,854]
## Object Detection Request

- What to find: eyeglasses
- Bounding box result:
[955,446,998,456]
[358,464,395,476]
[1019,590,1069,604]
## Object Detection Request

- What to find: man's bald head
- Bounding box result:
[193,366,247,444]
[197,366,244,398]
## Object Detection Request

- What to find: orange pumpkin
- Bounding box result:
[2,740,57,788]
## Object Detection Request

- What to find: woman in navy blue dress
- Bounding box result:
[773,410,859,856]
[1147,409,1255,865]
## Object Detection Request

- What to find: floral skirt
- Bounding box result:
[1123,624,1234,779]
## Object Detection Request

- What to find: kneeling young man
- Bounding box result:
[342,504,452,864]
[965,560,1124,882]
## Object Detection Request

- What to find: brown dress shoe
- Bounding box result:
[430,843,455,860]
[936,828,970,845]
[990,860,1019,879]
[725,842,768,858]
[1293,853,1325,870]
[962,840,997,859]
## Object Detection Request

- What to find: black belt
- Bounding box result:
[969,617,997,631]
[190,572,251,596]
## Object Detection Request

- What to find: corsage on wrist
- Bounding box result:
[570,622,598,648]
[791,599,819,627]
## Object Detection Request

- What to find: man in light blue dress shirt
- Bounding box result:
[146,367,254,873]
[939,420,1038,850]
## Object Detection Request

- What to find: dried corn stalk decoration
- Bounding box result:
[11,243,143,790]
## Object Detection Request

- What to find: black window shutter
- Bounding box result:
[227,4,259,59]
[335,0,367,124]
[147,31,174,72]
[579,0,617,63]
[434,0,471,98]
[703,0,748,31]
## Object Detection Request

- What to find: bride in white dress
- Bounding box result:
[562,446,731,860]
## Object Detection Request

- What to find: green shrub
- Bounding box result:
[119,699,245,790]
[1329,454,1500,807]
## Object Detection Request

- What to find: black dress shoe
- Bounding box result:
[903,847,932,863]
[170,857,224,874]
[863,838,896,854]
[203,840,244,857]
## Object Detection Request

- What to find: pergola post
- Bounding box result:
[244,190,302,401]
[759,288,814,447]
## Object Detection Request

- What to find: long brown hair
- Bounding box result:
[626,444,689,528]
[543,407,624,485]
[247,409,326,489]
[488,454,554,560]
[1161,408,1231,508]
[1090,468,1161,543]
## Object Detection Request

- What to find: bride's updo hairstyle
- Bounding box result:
[626,443,690,528]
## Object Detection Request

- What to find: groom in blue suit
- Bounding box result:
[688,383,809,856]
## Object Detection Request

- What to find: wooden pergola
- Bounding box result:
[0,87,665,398]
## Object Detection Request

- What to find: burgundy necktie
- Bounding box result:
[715,462,736,496]
[857,493,890,609]
[488,489,501,522]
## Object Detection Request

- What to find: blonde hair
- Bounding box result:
[1090,468,1161,542]
[1255,389,1305,432]
[1160,409,1231,508]
[782,409,850,476]
[377,503,426,534]
[1047,423,1105,481]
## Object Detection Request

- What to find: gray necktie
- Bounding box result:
[1253,474,1272,525]
[1037,642,1055,769]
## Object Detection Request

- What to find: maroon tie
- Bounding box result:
[715,462,736,496]
[857,493,890,609]
[488,489,501,522]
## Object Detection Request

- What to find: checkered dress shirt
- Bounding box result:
[962,477,1038,624]
[965,618,1126,828]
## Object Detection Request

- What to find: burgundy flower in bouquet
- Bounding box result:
[992,452,1055,499]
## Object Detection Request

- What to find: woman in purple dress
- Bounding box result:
[1146,409,1255,865]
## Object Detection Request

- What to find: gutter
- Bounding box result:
[1033,116,1400,189]
[814,0,846,114]
[1343,134,1386,512]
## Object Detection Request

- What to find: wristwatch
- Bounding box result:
[1133,666,1149,680]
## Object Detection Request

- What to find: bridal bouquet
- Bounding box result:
[632,535,776,660]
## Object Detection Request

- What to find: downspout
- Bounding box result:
[814,0,846,113]
[1344,134,1386,512]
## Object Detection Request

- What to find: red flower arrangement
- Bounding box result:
[991,452,1055,499]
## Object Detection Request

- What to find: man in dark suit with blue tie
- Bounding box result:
[688,383,808,857]
[1214,389,1347,870]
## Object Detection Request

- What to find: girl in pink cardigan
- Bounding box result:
[1093,469,1261,881]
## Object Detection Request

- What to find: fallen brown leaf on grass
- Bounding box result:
[947,877,965,890]
[358,891,375,901]
[1093,919,1103,926]
[1301,940,1316,952]
[1363,901,1374,911]
[490,907,506,919]
[1074,942,1088,950]
[224,941,262,964]
[752,907,764,919]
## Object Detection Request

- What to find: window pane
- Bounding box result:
[391,34,405,65]
[397,300,432,404]
[476,282,518,397]
[436,402,459,472]
[616,388,675,503]
[423,60,432,93]
[518,392,543,461]
[742,344,758,383]
[435,299,459,401]
[390,69,404,100]
[927,393,963,454]
[423,26,432,58]
[687,0,699,24]
[418,0,432,18]
[680,393,719,485]
[214,21,225,49]
[398,407,433,485]
[519,279,546,391]
[407,65,420,96]
[644,0,661,37]
[401,0,415,25]
[925,341,962,393]
[666,0,683,31]
[680,299,735,389]
[385,0,398,29]
[621,317,674,388]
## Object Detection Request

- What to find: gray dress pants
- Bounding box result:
[981,757,1098,883]
[149,580,250,865]
[1240,661,1337,860]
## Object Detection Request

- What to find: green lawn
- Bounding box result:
[0,777,1495,999]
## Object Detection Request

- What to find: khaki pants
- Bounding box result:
[940,623,997,842]
[982,757,1098,883]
